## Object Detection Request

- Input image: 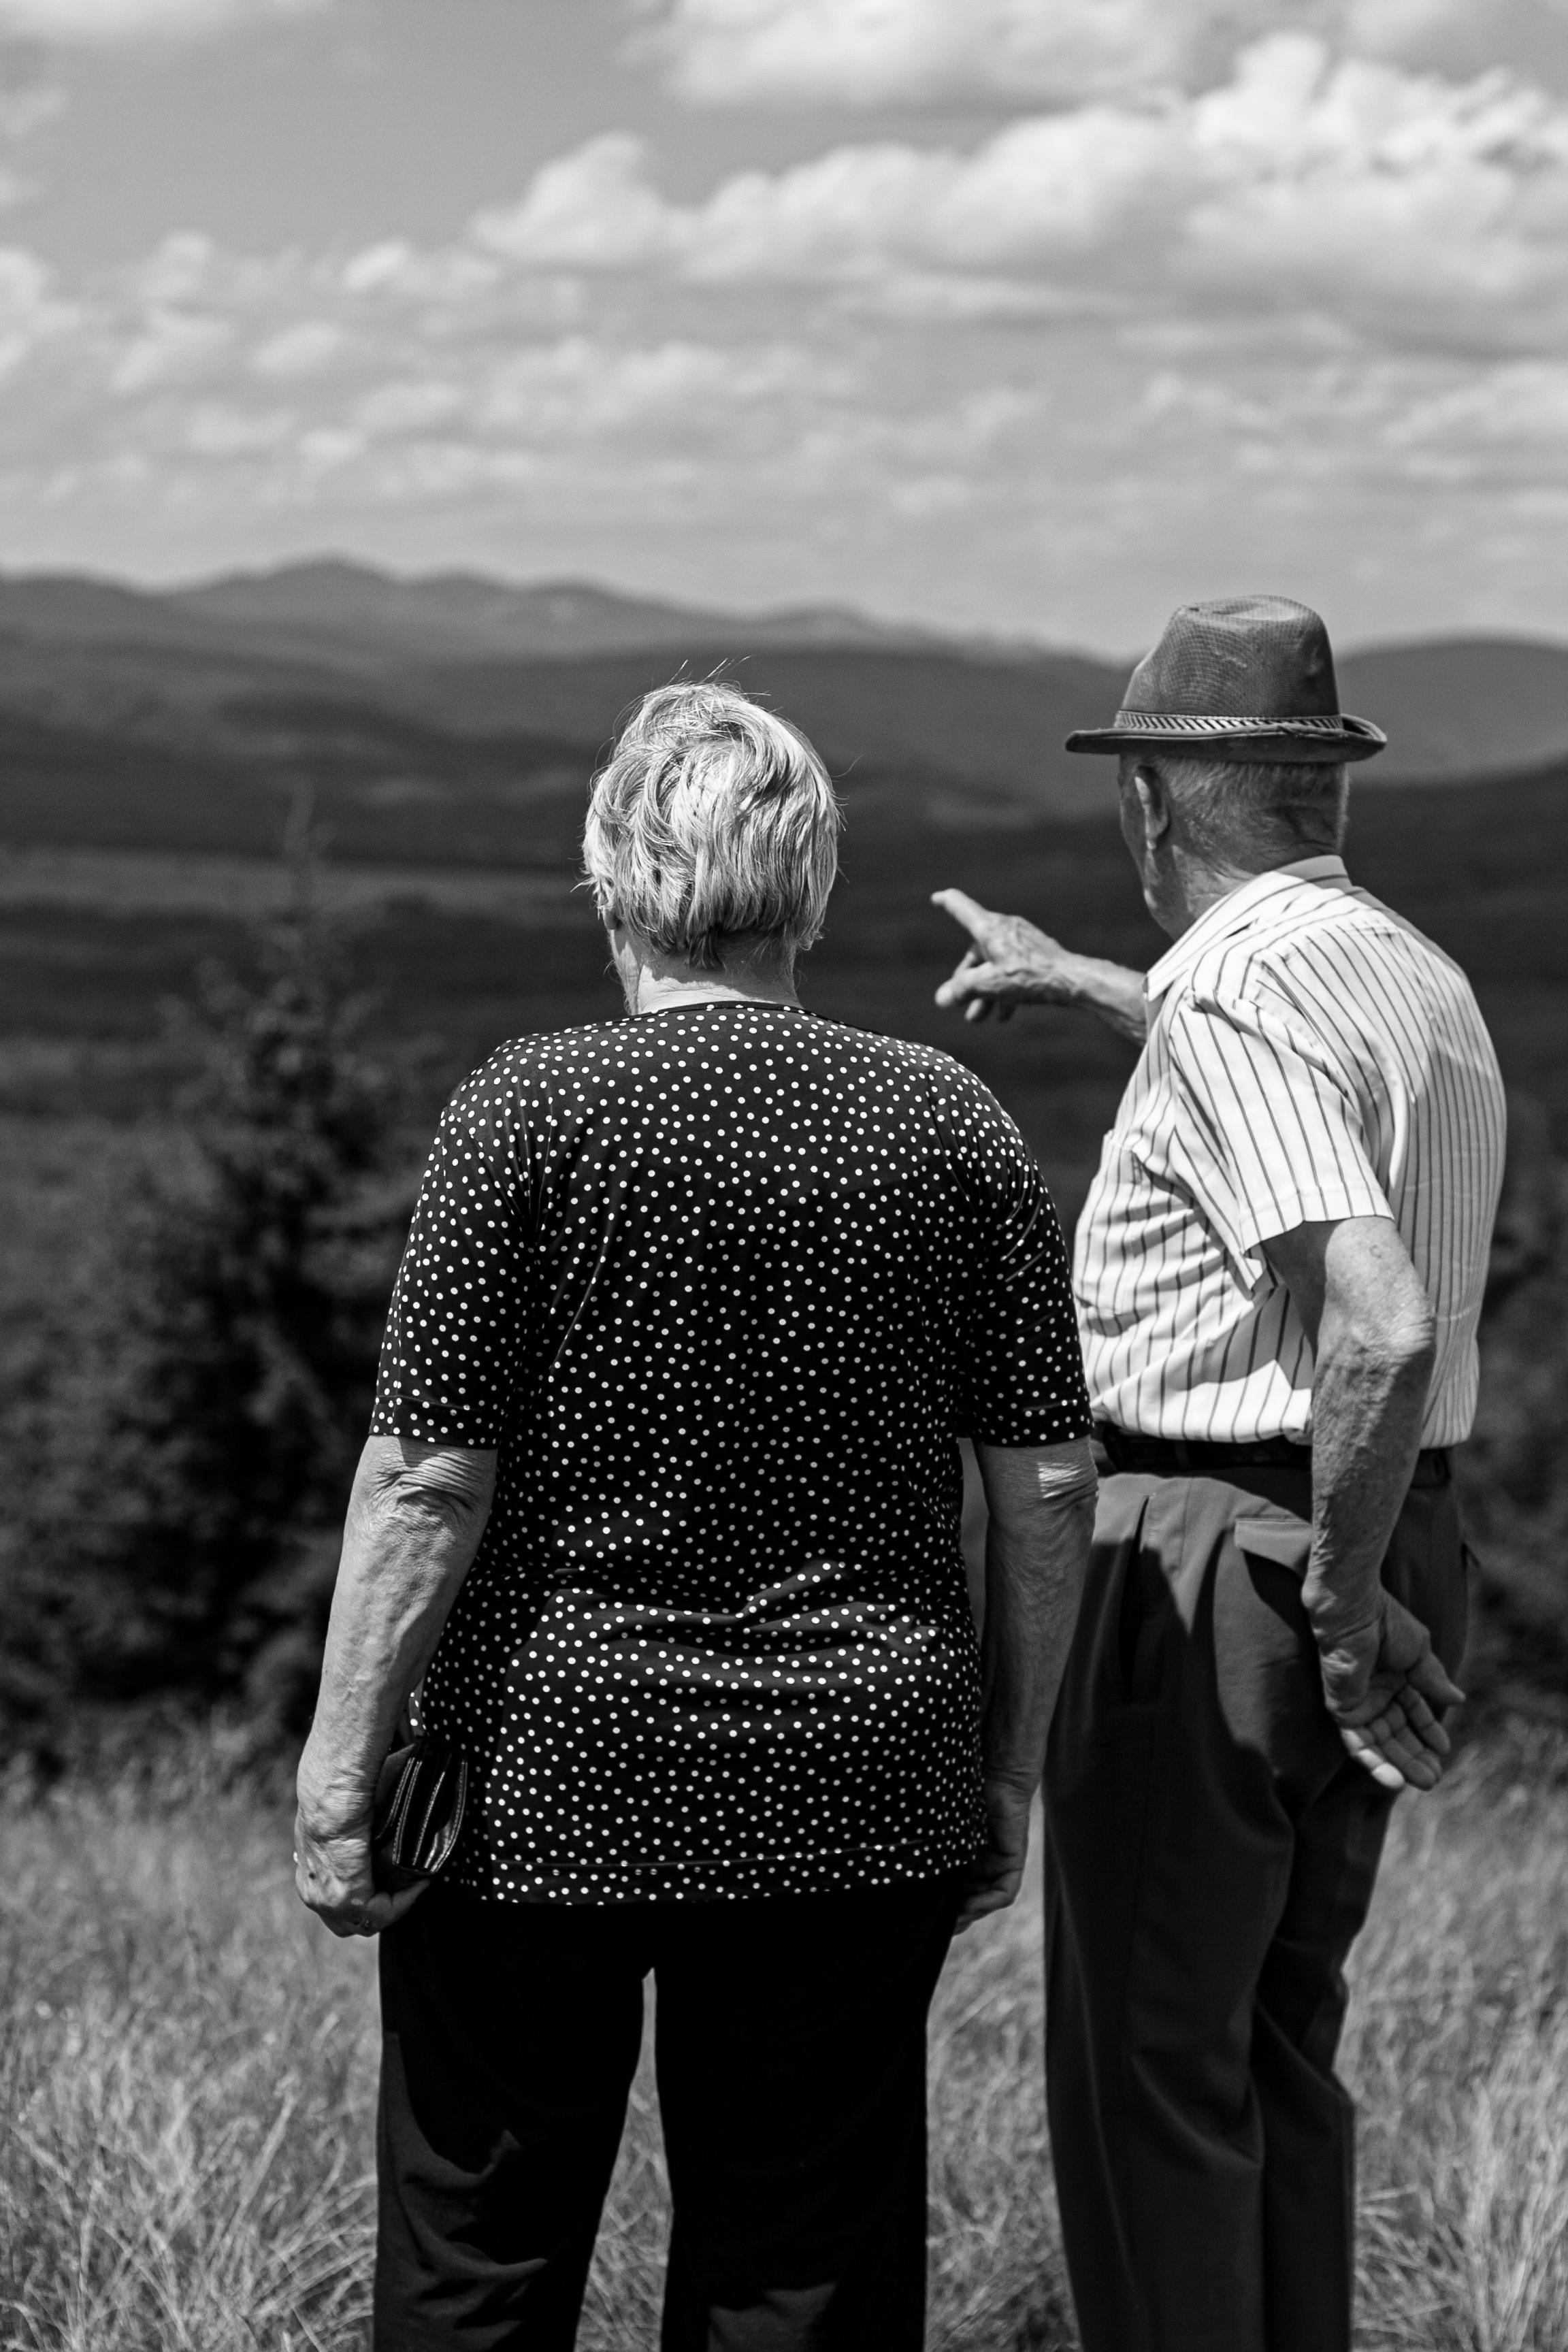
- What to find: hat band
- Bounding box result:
[1112,710,1352,737]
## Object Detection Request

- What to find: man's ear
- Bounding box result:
[1132,764,1171,847]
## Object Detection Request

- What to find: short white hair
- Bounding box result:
[1130,753,1349,864]
[583,682,842,970]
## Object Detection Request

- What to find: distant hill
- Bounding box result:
[1337,638,1568,782]
[167,559,951,663]
[0,564,1131,845]
[0,560,953,670]
[0,562,1563,875]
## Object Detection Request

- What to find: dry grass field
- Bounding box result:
[3,1727,1567,2352]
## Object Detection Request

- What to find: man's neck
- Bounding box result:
[1159,848,1339,939]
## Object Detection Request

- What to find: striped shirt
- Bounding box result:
[1074,855,1506,1447]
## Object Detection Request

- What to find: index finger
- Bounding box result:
[930,889,1001,949]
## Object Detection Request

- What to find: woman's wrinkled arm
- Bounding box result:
[294,1435,495,1938]
[957,1437,1098,1931]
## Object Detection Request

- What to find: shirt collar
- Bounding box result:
[1144,856,1350,1006]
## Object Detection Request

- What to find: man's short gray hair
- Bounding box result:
[1140,753,1350,865]
[583,681,842,970]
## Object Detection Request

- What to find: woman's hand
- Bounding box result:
[292,1437,495,1940]
[954,1774,1034,1934]
[293,1795,427,1940]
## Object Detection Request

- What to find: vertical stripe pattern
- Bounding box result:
[1074,858,1507,1447]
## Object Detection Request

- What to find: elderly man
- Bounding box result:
[296,681,1096,2351]
[934,596,1505,2352]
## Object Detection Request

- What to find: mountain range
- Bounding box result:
[0,559,1563,847]
[0,558,1563,1171]
[88,559,1568,772]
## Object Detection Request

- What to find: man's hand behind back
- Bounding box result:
[1320,1586,1465,1794]
[1264,1215,1461,1798]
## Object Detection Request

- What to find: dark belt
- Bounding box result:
[1093,1424,1451,1489]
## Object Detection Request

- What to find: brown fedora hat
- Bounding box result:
[1066,594,1386,766]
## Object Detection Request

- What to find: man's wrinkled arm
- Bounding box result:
[295,1435,495,1936]
[958,1437,1097,1929]
[1261,1217,1461,1791]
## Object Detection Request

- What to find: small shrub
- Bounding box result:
[3,887,415,1756]
[1460,1094,1568,1707]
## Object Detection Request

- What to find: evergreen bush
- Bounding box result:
[3,883,414,1754]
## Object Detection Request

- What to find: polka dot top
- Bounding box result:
[371,1002,1090,1904]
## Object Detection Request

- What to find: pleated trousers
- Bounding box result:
[1044,1458,1467,2352]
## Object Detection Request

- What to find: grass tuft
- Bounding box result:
[3,1731,1567,2350]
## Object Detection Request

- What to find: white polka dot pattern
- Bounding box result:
[371,1002,1089,1902]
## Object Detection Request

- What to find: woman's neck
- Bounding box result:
[620,947,800,1017]
[629,969,800,1014]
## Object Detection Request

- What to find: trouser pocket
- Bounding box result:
[1117,1529,1166,1706]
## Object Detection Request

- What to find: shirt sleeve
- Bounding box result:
[1161,984,1393,1288]
[949,1080,1093,1447]
[370,1064,533,1446]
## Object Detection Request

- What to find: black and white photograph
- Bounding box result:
[2,3,1566,2347]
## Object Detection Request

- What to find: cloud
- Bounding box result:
[635,0,1568,107]
[1382,360,1568,457]
[0,79,65,141]
[478,117,1188,283]
[110,303,232,391]
[633,0,1208,109]
[0,210,864,502]
[0,0,329,43]
[470,334,838,446]
[475,39,1568,350]
[474,138,685,272]
[0,240,74,373]
[250,318,346,378]
[0,33,66,178]
[0,20,1562,644]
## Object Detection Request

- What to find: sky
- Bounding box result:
[0,0,1565,650]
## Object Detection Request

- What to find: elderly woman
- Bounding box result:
[295,682,1096,2351]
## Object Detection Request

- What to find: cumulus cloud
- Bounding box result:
[0,15,1563,640]
[250,318,347,378]
[0,240,74,374]
[634,0,1568,107]
[476,120,1178,284]
[0,0,329,43]
[476,39,1568,350]
[0,78,65,140]
[0,210,864,505]
[1384,360,1568,455]
[634,0,1208,108]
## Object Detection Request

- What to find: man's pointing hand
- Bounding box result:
[931,890,1149,1045]
[931,891,1080,1024]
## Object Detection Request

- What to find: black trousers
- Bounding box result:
[1044,1461,1467,2352]
[374,1876,960,2352]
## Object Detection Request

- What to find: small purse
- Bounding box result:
[371,1732,468,1891]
